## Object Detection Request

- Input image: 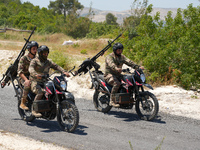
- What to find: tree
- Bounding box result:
[64,15,91,39]
[122,4,200,89]
[123,0,148,39]
[0,0,21,5]
[106,13,118,25]
[48,0,83,19]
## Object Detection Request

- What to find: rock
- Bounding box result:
[62,40,73,45]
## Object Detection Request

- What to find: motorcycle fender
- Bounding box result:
[143,83,153,90]
[61,99,75,105]
[64,92,75,103]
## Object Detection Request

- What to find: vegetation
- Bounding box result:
[48,50,70,70]
[106,13,118,25]
[121,4,200,89]
[48,0,84,19]
[0,0,199,90]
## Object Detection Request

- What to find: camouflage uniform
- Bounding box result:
[29,57,66,101]
[104,52,137,103]
[18,54,32,99]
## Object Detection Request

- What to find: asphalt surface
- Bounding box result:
[0,86,200,150]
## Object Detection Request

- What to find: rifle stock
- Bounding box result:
[0,26,36,88]
[75,33,122,75]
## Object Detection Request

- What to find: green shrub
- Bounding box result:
[122,4,200,89]
[80,49,87,54]
[48,50,70,70]
[72,43,79,48]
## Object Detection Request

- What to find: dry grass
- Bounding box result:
[0,31,109,55]
[0,31,110,71]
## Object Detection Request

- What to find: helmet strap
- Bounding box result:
[29,49,36,57]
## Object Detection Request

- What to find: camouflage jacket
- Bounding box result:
[18,54,32,77]
[105,52,137,77]
[29,57,66,82]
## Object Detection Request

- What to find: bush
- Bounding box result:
[80,49,87,54]
[121,4,200,89]
[48,50,70,70]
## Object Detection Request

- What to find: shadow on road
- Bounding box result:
[74,125,88,135]
[25,119,88,135]
[107,110,166,124]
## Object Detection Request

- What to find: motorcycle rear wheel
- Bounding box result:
[18,99,35,122]
[17,87,35,122]
[93,90,112,113]
[135,91,159,121]
[57,100,79,133]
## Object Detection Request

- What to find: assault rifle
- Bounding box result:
[73,33,122,76]
[0,26,36,88]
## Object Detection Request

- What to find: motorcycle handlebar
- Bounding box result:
[41,74,49,79]
[122,68,130,73]
[122,68,145,74]
[68,66,76,76]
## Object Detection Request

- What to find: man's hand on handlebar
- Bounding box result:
[64,72,70,77]
[139,66,145,70]
[35,74,49,79]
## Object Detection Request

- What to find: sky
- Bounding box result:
[22,0,199,12]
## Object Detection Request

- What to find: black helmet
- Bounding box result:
[27,41,39,50]
[37,45,49,61]
[113,42,124,56]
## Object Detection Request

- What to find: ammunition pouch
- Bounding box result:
[115,93,133,104]
[33,100,50,112]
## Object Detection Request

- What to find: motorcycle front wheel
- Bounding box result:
[57,100,79,133]
[135,91,159,121]
[93,90,112,113]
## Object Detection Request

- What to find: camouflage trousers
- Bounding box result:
[104,74,121,102]
[20,78,31,100]
[31,81,45,101]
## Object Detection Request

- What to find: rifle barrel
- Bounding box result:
[0,26,36,88]
[91,33,122,61]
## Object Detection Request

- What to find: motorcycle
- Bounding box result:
[15,70,79,132]
[77,60,159,121]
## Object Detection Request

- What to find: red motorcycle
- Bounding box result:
[16,71,79,132]
[75,59,159,121]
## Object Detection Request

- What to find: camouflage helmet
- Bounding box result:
[27,41,39,50]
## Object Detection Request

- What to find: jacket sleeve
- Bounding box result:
[17,57,25,75]
[50,60,66,73]
[106,55,117,71]
[29,59,37,77]
[123,55,139,69]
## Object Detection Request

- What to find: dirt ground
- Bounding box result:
[0,49,199,150]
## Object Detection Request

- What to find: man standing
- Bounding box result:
[18,41,38,110]
[104,42,144,107]
[29,45,70,117]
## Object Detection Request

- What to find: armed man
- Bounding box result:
[29,45,70,117]
[104,42,144,107]
[18,41,39,110]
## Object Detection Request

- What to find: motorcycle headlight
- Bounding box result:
[60,81,67,91]
[140,74,146,83]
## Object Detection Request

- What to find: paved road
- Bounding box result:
[0,86,200,150]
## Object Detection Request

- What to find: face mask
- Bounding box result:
[39,52,48,61]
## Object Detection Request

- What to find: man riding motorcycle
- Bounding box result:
[29,45,70,117]
[18,41,39,110]
[104,42,144,107]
